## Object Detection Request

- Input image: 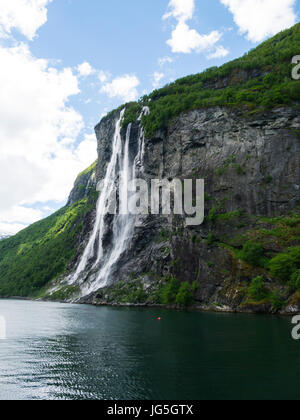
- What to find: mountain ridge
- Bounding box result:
[0,24,299,313]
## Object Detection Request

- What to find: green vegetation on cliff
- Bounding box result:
[120,23,300,136]
[75,160,97,181]
[247,276,268,301]
[96,275,199,308]
[215,211,300,310]
[269,247,300,282]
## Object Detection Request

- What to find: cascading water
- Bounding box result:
[71,106,149,295]
[71,109,125,282]
[135,105,149,175]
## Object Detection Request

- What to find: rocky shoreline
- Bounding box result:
[1,294,299,316]
[77,295,300,316]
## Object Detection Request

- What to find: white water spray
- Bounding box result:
[72,106,149,294]
[135,106,149,175]
[72,109,125,281]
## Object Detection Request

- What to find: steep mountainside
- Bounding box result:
[0,24,299,312]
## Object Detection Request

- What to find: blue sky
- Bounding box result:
[30,0,251,131]
[0,0,299,234]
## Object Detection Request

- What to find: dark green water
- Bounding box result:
[0,299,299,400]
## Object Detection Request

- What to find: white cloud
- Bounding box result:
[0,155,46,213]
[77,61,95,77]
[167,22,222,54]
[0,0,52,40]
[43,206,55,212]
[152,72,165,89]
[33,133,97,204]
[0,222,27,235]
[74,134,98,167]
[158,56,174,67]
[101,74,140,102]
[0,204,44,235]
[163,0,195,22]
[164,0,223,54]
[0,206,43,225]
[207,45,230,59]
[220,0,297,42]
[0,43,97,232]
[98,70,111,84]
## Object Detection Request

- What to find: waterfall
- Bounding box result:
[71,106,149,295]
[71,109,125,282]
[135,106,149,175]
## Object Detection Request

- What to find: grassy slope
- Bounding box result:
[0,192,97,298]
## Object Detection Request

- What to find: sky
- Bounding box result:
[0,0,299,235]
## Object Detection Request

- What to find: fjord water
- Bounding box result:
[0,299,299,400]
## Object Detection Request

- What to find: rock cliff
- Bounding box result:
[0,24,299,312]
[66,104,298,311]
[67,161,97,206]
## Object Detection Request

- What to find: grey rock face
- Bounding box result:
[67,164,97,206]
[70,105,300,308]
[145,106,299,216]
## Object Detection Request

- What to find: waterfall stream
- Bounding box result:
[71,107,149,295]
